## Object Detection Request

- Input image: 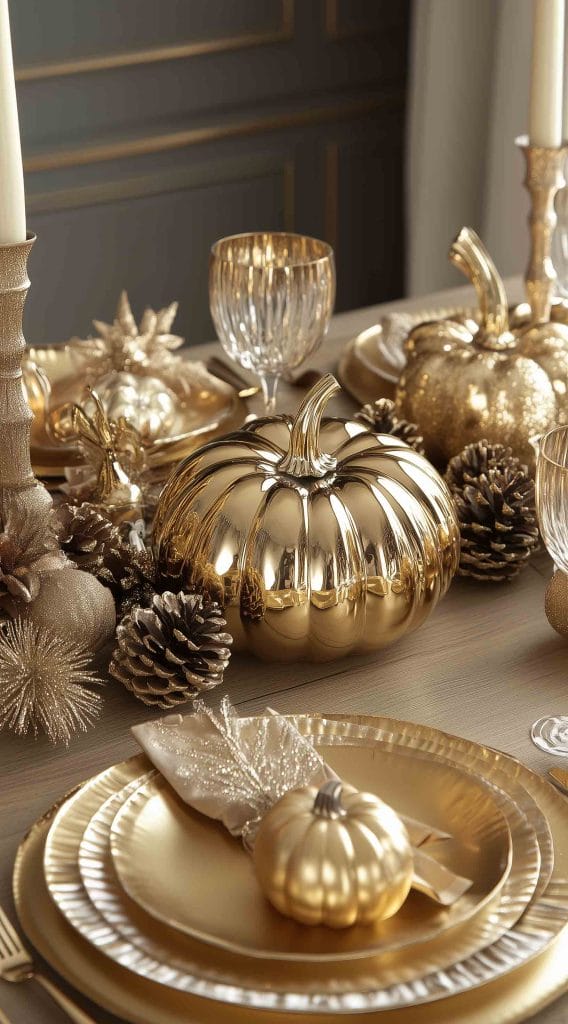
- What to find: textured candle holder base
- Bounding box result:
[516,135,567,321]
[0,232,52,525]
[545,569,568,637]
[0,232,116,651]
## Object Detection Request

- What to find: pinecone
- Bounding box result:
[53,501,122,569]
[110,591,232,707]
[356,399,425,453]
[445,441,539,582]
[93,544,158,615]
[445,440,518,490]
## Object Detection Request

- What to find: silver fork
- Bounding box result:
[0,904,97,1024]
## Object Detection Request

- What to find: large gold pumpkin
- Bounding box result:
[153,374,459,662]
[395,227,568,467]
[253,780,413,928]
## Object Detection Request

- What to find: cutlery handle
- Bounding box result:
[35,974,98,1024]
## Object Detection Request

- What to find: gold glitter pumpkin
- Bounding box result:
[153,374,459,662]
[253,780,413,928]
[395,227,568,468]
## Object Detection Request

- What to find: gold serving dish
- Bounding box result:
[24,343,247,478]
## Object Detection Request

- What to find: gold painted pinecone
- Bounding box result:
[445,441,539,582]
[93,545,158,616]
[54,501,122,569]
[110,591,232,707]
[356,399,424,453]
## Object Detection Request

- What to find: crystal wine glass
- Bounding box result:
[531,423,568,755]
[209,232,335,413]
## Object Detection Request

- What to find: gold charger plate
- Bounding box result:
[25,344,247,477]
[336,307,476,406]
[15,724,568,1024]
[42,746,541,1011]
[108,748,512,963]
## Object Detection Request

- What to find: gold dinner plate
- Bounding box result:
[42,748,541,1012]
[15,732,568,1023]
[337,307,475,406]
[108,747,513,962]
[25,343,247,477]
[76,760,537,1003]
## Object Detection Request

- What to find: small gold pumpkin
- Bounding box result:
[253,780,413,928]
[87,371,178,441]
[395,227,568,467]
[153,373,459,662]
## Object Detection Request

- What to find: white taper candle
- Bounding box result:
[0,0,26,243]
[529,0,565,148]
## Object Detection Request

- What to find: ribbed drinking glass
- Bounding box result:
[531,423,568,755]
[209,232,335,413]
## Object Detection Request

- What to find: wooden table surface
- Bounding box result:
[2,279,568,1023]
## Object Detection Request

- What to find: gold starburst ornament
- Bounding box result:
[0,619,103,745]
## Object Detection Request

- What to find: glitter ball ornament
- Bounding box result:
[110,590,232,707]
[0,619,103,744]
[445,440,539,582]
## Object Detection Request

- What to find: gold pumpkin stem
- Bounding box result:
[449,227,510,347]
[278,373,340,478]
[313,780,347,819]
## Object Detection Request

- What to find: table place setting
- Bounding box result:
[0,1,568,1023]
[8,701,568,1024]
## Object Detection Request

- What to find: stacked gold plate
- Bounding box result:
[337,308,476,406]
[14,714,568,1023]
[24,343,247,480]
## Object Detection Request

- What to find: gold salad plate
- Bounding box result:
[24,344,247,477]
[13,713,568,1022]
[108,751,513,963]
[337,307,476,406]
[36,728,552,1014]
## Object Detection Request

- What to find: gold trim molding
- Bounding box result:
[24,92,402,174]
[16,0,294,82]
[27,155,296,226]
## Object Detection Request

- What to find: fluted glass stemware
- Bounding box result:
[531,424,568,755]
[209,232,335,413]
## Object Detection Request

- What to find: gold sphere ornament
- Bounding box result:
[153,374,459,662]
[395,227,568,468]
[21,567,116,651]
[253,780,413,928]
[545,570,568,637]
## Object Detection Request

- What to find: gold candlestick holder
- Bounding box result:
[0,232,116,651]
[516,134,566,321]
[0,232,53,525]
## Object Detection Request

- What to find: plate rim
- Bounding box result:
[105,750,515,963]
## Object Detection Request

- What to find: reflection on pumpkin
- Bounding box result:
[154,375,459,662]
